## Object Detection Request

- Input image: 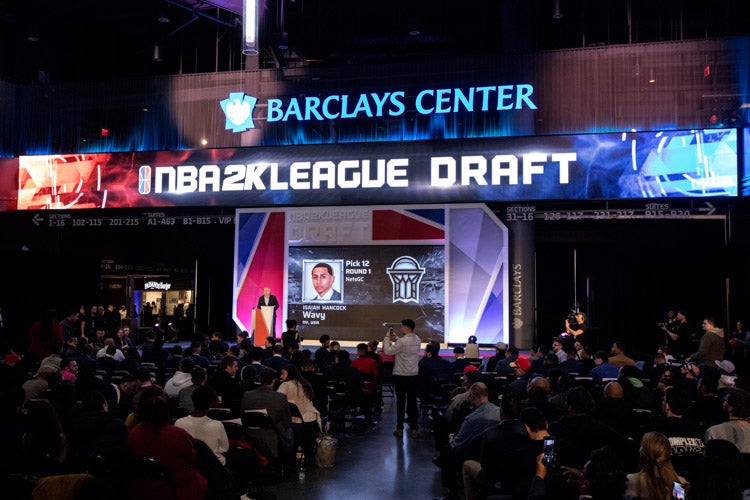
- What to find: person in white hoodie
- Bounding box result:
[164,357,196,398]
[383,318,422,439]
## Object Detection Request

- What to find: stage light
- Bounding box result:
[242,0,259,55]
[158,4,171,23]
[552,0,564,19]
[278,32,289,50]
[153,45,163,62]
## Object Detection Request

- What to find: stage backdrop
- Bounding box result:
[233,204,508,345]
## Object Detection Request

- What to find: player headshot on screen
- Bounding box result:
[310,262,341,301]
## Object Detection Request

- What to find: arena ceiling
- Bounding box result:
[0,0,745,83]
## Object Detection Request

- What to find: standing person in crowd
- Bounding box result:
[281,319,301,354]
[686,317,726,369]
[564,310,588,342]
[27,309,64,364]
[383,319,422,439]
[661,311,693,358]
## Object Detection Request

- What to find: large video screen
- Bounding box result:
[286,246,445,341]
[233,205,508,345]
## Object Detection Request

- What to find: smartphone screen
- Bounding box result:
[542,437,555,466]
[672,482,685,500]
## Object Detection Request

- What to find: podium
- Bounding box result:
[254,305,275,346]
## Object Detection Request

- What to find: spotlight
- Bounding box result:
[153,44,163,62]
[552,0,564,19]
[158,4,171,23]
[277,32,289,50]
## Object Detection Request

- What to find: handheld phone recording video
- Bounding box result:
[542,436,556,466]
[672,482,685,500]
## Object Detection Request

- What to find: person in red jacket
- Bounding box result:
[27,309,63,363]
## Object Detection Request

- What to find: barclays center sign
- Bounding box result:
[220,84,538,133]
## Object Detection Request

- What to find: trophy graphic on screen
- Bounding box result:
[386,256,426,304]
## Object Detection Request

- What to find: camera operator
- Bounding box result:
[659,310,692,358]
[564,311,588,343]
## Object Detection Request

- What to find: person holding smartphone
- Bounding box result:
[383,319,421,439]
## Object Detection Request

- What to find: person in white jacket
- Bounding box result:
[164,357,196,397]
[383,319,422,439]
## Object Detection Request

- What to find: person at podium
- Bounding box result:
[257,287,279,336]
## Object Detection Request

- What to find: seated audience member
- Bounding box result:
[326,349,373,425]
[208,355,242,415]
[434,382,501,500]
[590,350,620,385]
[164,356,196,398]
[241,365,293,440]
[314,335,332,369]
[689,375,727,435]
[96,338,125,362]
[618,364,656,411]
[704,387,750,452]
[535,446,627,500]
[208,332,229,359]
[552,340,567,363]
[689,439,744,499]
[365,339,382,365]
[301,359,328,418]
[178,366,208,414]
[352,342,380,384]
[277,364,320,462]
[541,353,568,390]
[125,386,207,500]
[625,431,689,499]
[460,392,528,499]
[22,366,58,402]
[435,368,483,449]
[647,351,671,391]
[103,372,136,419]
[175,385,229,465]
[71,390,128,466]
[188,341,211,368]
[495,345,519,376]
[592,381,636,439]
[576,344,595,375]
[262,343,288,376]
[507,357,533,398]
[549,386,632,470]
[59,358,78,383]
[239,364,258,393]
[419,343,453,392]
[560,345,584,374]
[21,398,69,475]
[482,342,507,373]
[649,386,704,477]
[527,345,547,374]
[609,341,636,368]
[450,346,472,374]
[525,376,564,423]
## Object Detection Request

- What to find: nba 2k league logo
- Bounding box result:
[386,256,425,304]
